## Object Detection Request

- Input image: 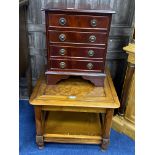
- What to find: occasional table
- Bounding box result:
[29,68,120,150]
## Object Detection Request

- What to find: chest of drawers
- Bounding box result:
[44,0,115,86]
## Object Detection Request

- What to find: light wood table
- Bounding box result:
[29,69,120,150]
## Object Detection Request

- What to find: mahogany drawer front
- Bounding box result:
[48,30,108,45]
[49,59,104,72]
[47,14,110,29]
[49,45,106,59]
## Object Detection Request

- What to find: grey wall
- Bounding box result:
[27,0,135,98]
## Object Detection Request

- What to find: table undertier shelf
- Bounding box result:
[43,111,103,144]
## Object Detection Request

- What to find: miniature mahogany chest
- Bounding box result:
[44,0,115,86]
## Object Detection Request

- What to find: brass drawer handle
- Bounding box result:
[59,18,66,25]
[60,62,66,69]
[89,35,96,43]
[59,34,66,42]
[91,19,97,27]
[87,63,93,70]
[59,49,66,56]
[88,50,94,56]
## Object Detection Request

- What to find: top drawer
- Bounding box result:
[47,14,110,30]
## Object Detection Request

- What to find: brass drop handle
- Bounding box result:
[59,49,66,56]
[87,63,93,70]
[88,50,94,56]
[60,62,66,69]
[59,34,66,42]
[91,19,97,27]
[89,35,96,42]
[59,18,66,25]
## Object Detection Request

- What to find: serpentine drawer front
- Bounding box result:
[48,30,108,45]
[48,14,110,30]
[49,45,106,59]
[43,0,115,86]
[49,59,104,72]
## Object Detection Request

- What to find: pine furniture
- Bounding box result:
[112,43,135,139]
[29,68,120,150]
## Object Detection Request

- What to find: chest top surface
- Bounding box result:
[43,0,115,14]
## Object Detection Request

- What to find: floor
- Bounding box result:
[19,100,135,155]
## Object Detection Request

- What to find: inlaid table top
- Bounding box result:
[30,68,120,109]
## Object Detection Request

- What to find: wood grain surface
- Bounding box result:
[44,0,114,86]
[48,14,110,29]
[49,45,106,59]
[30,68,120,149]
[48,30,108,45]
[29,68,120,110]
[43,111,102,144]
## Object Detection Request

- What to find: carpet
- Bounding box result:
[19,100,135,155]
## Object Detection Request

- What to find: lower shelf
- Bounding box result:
[43,111,102,144]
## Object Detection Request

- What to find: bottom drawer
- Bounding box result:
[49,59,105,72]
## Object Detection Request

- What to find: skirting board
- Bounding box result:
[112,115,135,140]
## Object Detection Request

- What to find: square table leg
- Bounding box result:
[101,109,114,150]
[34,106,44,149]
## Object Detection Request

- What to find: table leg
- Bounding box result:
[101,109,114,150]
[34,106,44,149]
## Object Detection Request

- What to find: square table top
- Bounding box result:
[29,68,120,109]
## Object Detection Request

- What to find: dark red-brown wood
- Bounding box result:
[49,58,105,72]
[46,73,106,86]
[44,0,114,86]
[48,30,108,45]
[48,14,110,29]
[46,74,70,85]
[49,45,106,59]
